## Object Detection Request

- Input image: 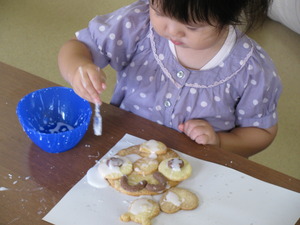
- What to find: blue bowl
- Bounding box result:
[16,87,92,153]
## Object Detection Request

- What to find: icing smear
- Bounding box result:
[129,198,154,215]
[142,140,166,159]
[165,191,181,206]
[86,165,109,188]
[124,154,142,163]
[170,158,183,171]
[86,156,133,188]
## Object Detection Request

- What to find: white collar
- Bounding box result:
[168,25,236,70]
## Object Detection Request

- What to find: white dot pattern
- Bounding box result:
[201,101,208,107]
[214,96,221,102]
[109,33,115,40]
[125,22,132,29]
[99,26,106,32]
[76,0,282,132]
[190,88,197,94]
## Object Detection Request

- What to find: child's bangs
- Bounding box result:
[151,0,215,26]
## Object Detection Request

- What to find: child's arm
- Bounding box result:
[58,38,107,104]
[178,120,278,157]
[217,124,277,157]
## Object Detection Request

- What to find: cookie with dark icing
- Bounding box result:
[101,140,191,196]
[158,157,192,181]
[97,155,133,180]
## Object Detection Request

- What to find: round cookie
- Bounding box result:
[159,187,199,214]
[156,149,179,162]
[120,198,160,225]
[158,158,192,181]
[134,157,159,175]
[139,140,167,158]
[97,156,133,180]
[117,145,141,157]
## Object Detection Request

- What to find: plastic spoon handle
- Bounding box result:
[93,103,102,136]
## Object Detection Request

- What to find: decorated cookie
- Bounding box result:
[120,198,160,225]
[159,187,199,214]
[133,157,159,175]
[101,141,192,196]
[156,149,179,162]
[97,156,133,180]
[117,145,141,157]
[158,157,192,181]
[108,171,180,196]
[139,140,167,158]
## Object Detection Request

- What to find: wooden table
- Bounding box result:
[0,61,299,225]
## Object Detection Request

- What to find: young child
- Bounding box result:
[58,0,282,157]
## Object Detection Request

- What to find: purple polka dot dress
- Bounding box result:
[76,0,282,132]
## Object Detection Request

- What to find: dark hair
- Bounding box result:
[150,0,272,32]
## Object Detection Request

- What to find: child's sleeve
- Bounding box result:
[75,0,150,71]
[235,47,282,129]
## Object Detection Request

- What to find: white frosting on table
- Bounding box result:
[86,156,131,188]
[86,165,109,188]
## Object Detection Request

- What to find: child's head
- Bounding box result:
[150,0,271,32]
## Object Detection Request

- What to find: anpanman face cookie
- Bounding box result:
[92,140,200,225]
[97,140,191,196]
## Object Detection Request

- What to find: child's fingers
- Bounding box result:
[180,120,218,145]
[194,134,209,145]
[89,67,107,94]
[178,123,184,132]
[73,82,94,103]
[180,120,206,137]
[78,66,102,104]
[189,126,208,141]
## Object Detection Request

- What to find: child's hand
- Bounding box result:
[70,64,106,104]
[178,119,220,146]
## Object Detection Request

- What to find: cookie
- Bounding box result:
[133,157,159,175]
[158,157,192,181]
[97,156,133,180]
[117,145,141,157]
[120,198,160,225]
[159,187,199,214]
[156,149,179,162]
[102,141,192,196]
[107,171,180,196]
[139,140,167,158]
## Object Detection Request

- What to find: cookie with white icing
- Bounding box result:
[139,140,167,158]
[133,157,159,175]
[97,156,133,180]
[159,187,199,214]
[158,157,192,181]
[120,198,160,225]
[101,141,191,196]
